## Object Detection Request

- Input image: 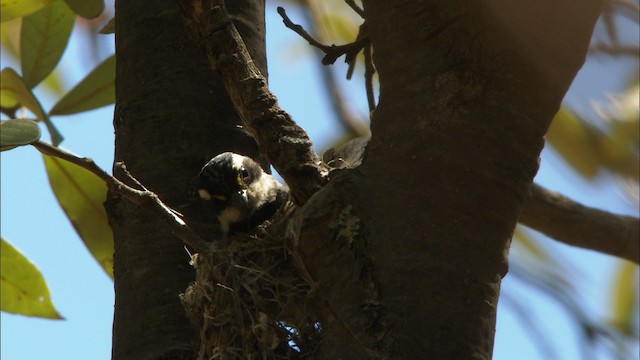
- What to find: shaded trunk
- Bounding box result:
[287,1,602,358]
[107,1,266,358]
[108,0,603,359]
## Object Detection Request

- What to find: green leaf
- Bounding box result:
[0,119,41,151]
[0,237,63,319]
[63,0,103,19]
[43,155,114,278]
[546,107,602,179]
[21,0,75,88]
[48,54,115,115]
[0,67,63,145]
[1,18,22,59]
[609,261,639,335]
[0,88,19,108]
[0,0,52,23]
[1,67,45,117]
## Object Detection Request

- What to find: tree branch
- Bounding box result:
[589,42,640,57]
[276,7,370,67]
[178,0,327,205]
[31,141,210,254]
[519,183,639,264]
[280,4,377,118]
[297,1,370,138]
[363,43,376,112]
[344,0,365,18]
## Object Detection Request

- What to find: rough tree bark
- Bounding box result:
[106,0,266,358]
[108,0,606,359]
[284,1,603,358]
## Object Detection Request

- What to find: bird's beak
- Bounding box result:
[230,189,249,214]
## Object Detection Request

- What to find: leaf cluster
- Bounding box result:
[1,0,113,319]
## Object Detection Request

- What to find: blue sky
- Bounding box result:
[1,3,638,359]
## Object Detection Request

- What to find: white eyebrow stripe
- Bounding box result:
[230,153,245,170]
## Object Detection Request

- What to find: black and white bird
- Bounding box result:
[195,152,289,236]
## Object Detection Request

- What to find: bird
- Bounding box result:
[195,152,289,236]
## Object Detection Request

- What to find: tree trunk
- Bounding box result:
[108,0,603,359]
[107,1,266,358]
[286,1,602,358]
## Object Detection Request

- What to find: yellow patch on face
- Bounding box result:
[198,189,211,200]
[236,173,243,187]
[198,189,226,202]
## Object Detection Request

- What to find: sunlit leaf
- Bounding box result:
[0,0,52,23]
[1,67,44,117]
[63,0,103,19]
[0,18,21,59]
[0,89,19,108]
[546,107,602,178]
[0,119,40,151]
[48,54,115,115]
[318,12,358,43]
[43,155,114,278]
[0,67,63,145]
[1,19,65,95]
[39,67,65,95]
[0,237,63,319]
[609,261,639,335]
[20,0,75,88]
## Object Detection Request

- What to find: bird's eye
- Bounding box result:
[240,168,250,182]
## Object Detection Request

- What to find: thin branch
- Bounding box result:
[178,1,327,205]
[33,141,114,184]
[277,7,370,67]
[32,141,210,254]
[345,0,365,18]
[519,183,639,264]
[589,42,640,57]
[363,43,376,112]
[298,2,370,137]
[281,4,376,112]
[277,6,330,53]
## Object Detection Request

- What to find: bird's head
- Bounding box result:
[195,152,287,235]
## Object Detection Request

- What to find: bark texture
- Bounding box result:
[283,1,603,358]
[352,1,600,358]
[108,0,605,359]
[107,1,266,358]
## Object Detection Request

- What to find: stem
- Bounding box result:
[32,141,210,254]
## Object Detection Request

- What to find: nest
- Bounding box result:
[181,210,321,359]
